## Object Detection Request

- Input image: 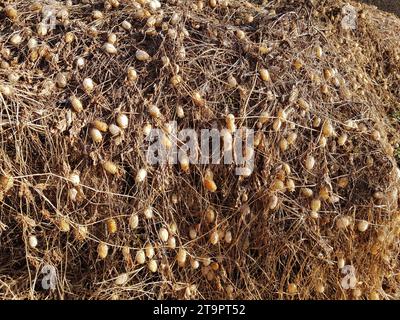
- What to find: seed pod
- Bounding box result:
[189,228,197,240]
[268,194,279,210]
[258,111,269,125]
[191,259,200,270]
[209,230,219,245]
[316,283,325,294]
[192,91,205,107]
[10,34,22,45]
[288,283,298,294]
[64,32,74,43]
[205,208,215,224]
[136,49,150,61]
[58,218,70,232]
[116,113,129,129]
[259,68,271,82]
[93,120,108,132]
[338,177,349,188]
[372,130,381,141]
[319,136,327,148]
[109,124,121,136]
[68,188,78,201]
[83,78,94,93]
[286,179,295,192]
[98,242,109,259]
[5,5,18,20]
[170,75,182,87]
[90,128,102,143]
[319,186,330,201]
[103,42,117,54]
[129,214,139,229]
[135,168,147,183]
[293,59,303,70]
[338,258,345,269]
[204,178,217,192]
[336,216,350,229]
[224,231,232,244]
[279,138,288,152]
[159,227,169,242]
[176,248,187,267]
[103,161,118,175]
[322,120,334,137]
[176,106,184,118]
[148,105,161,118]
[315,45,323,58]
[287,132,298,145]
[180,155,190,172]
[115,273,128,285]
[92,10,104,19]
[145,243,155,259]
[369,292,380,300]
[127,67,137,82]
[297,98,310,111]
[69,96,83,113]
[37,23,48,36]
[75,225,88,241]
[236,29,246,40]
[28,235,38,248]
[271,179,285,192]
[148,259,158,272]
[311,198,321,214]
[107,218,117,234]
[338,133,348,146]
[144,206,154,219]
[167,236,176,249]
[68,172,80,186]
[357,220,369,232]
[305,155,315,171]
[227,75,237,88]
[273,118,282,132]
[122,20,132,30]
[135,249,146,264]
[0,175,14,193]
[226,114,236,133]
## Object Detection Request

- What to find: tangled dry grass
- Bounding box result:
[1,0,400,300]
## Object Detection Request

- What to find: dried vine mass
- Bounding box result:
[0,0,400,300]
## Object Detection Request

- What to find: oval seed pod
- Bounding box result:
[136,49,150,61]
[311,198,321,214]
[28,235,38,248]
[336,216,350,229]
[65,32,74,43]
[103,42,117,54]
[37,23,48,36]
[177,248,187,267]
[103,161,118,175]
[58,218,70,232]
[76,57,85,68]
[236,29,246,40]
[145,243,155,259]
[203,178,217,192]
[189,228,197,240]
[288,283,298,294]
[90,128,102,143]
[191,259,200,270]
[135,168,147,183]
[224,231,232,244]
[69,96,83,113]
[121,20,132,30]
[286,179,295,193]
[10,34,23,45]
[279,138,288,152]
[369,292,380,300]
[144,206,154,219]
[322,120,334,137]
[97,242,109,259]
[268,194,279,210]
[287,132,298,145]
[297,98,310,111]
[176,106,185,118]
[5,5,18,20]
[129,214,139,229]
[338,177,349,188]
[92,10,103,19]
[68,188,78,201]
[209,230,219,245]
[192,91,205,107]
[227,75,237,88]
[180,155,190,172]
[315,45,323,59]
[170,75,182,87]
[148,259,158,272]
[302,188,313,197]
[83,78,94,93]
[127,67,137,82]
[148,105,161,118]
[93,120,108,132]
[109,124,121,136]
[305,155,315,171]
[357,220,369,232]
[115,273,129,285]
[226,114,236,133]
[135,249,146,264]
[205,208,215,224]
[259,111,269,124]
[338,133,348,146]
[159,227,169,242]
[259,68,271,82]
[107,218,117,234]
[68,172,80,186]
[116,113,129,129]
[337,258,345,269]
[167,236,176,249]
